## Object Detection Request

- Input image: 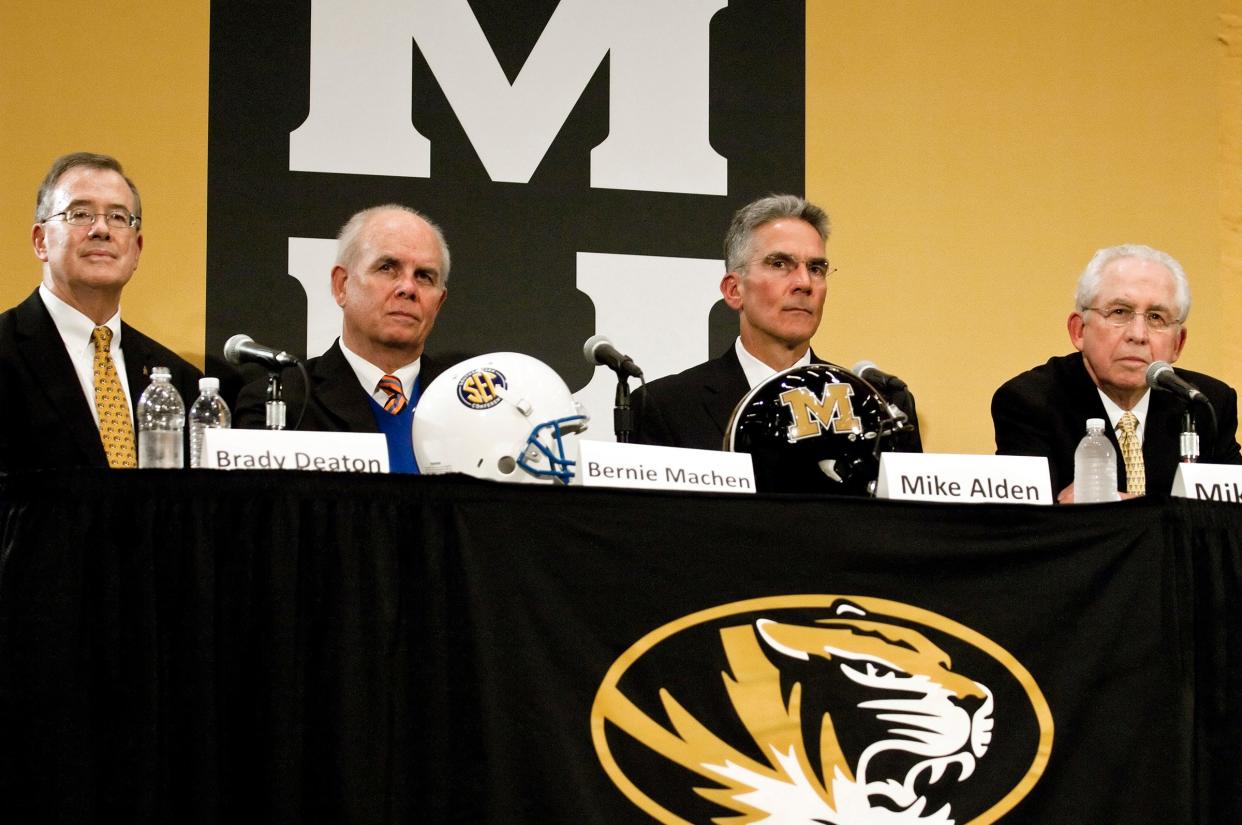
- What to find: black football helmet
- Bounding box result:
[725,363,907,495]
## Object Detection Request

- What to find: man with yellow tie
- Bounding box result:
[0,152,200,472]
[992,244,1241,502]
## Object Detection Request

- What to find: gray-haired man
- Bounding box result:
[993,243,1241,501]
[631,193,921,452]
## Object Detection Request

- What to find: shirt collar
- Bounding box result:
[39,283,122,356]
[337,338,421,397]
[1096,386,1152,440]
[734,336,812,389]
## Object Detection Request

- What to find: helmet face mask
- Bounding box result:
[413,353,589,485]
[518,414,589,484]
[726,363,904,496]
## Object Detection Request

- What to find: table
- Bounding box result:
[1,470,1238,823]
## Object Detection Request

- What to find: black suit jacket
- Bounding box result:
[232,340,449,432]
[992,352,1242,495]
[631,345,923,452]
[0,289,202,472]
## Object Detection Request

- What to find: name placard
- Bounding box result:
[577,441,755,494]
[202,429,390,473]
[1171,463,1242,503]
[876,453,1052,505]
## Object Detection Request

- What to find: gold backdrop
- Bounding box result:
[1,2,1237,454]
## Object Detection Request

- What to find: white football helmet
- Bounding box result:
[413,352,589,484]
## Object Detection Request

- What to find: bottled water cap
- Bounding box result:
[199,377,220,392]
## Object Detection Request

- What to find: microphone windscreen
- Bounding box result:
[1145,360,1173,388]
[582,334,610,365]
[223,334,254,365]
[850,360,877,379]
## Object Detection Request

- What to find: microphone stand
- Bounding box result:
[265,372,287,431]
[1179,409,1199,464]
[613,374,633,443]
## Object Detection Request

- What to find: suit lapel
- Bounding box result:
[701,346,750,440]
[314,343,381,433]
[418,354,446,395]
[1143,388,1184,493]
[120,324,157,406]
[1064,354,1129,485]
[702,346,824,442]
[13,291,109,466]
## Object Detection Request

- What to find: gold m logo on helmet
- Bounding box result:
[779,384,860,441]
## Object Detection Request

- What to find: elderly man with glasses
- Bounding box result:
[992,243,1241,502]
[631,193,921,452]
[0,152,201,472]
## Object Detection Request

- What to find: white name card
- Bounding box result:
[876,453,1052,505]
[577,441,755,494]
[1172,463,1242,502]
[202,429,390,473]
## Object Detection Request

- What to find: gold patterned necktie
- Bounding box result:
[377,374,407,414]
[1116,411,1144,495]
[91,326,137,468]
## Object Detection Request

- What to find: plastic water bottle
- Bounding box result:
[188,377,231,468]
[1073,418,1119,503]
[137,367,185,468]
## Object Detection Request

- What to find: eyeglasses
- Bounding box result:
[1084,305,1180,332]
[43,207,141,231]
[742,252,835,279]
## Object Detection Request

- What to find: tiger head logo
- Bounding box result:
[592,596,1052,824]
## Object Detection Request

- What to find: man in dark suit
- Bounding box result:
[0,152,200,473]
[631,194,921,452]
[993,244,1241,501]
[234,205,452,473]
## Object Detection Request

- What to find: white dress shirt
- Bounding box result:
[338,339,422,404]
[39,284,132,426]
[734,337,813,389]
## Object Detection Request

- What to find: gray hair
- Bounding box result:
[35,152,141,223]
[335,204,451,284]
[1075,243,1191,322]
[723,194,830,273]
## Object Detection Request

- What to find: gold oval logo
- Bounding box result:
[456,367,506,409]
[591,595,1053,824]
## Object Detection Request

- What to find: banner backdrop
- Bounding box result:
[1,471,1239,824]
[207,0,805,433]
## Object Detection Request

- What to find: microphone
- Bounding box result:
[1145,361,1208,405]
[583,334,643,378]
[223,334,301,369]
[852,360,908,393]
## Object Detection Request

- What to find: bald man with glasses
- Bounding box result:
[0,152,200,472]
[992,243,1241,502]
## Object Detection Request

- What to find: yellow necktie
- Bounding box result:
[91,326,137,468]
[1116,411,1144,495]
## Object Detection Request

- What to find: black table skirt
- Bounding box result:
[1,470,1238,824]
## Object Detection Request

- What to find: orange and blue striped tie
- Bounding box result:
[377,374,407,414]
